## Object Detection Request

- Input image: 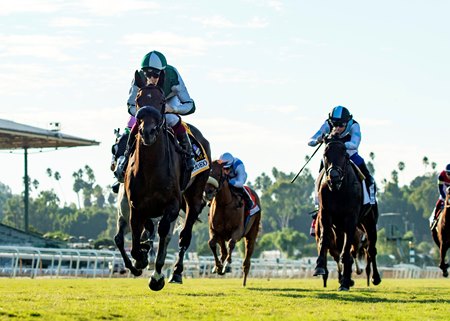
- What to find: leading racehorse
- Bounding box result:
[314,134,361,291]
[204,160,261,286]
[432,186,450,277]
[114,72,211,290]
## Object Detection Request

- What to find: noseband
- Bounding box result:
[324,140,349,190]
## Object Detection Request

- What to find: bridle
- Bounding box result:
[324,140,349,191]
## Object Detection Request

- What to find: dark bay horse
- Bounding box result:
[114,73,211,290]
[314,135,361,291]
[203,160,261,286]
[432,186,450,277]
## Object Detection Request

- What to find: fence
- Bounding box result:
[0,246,443,279]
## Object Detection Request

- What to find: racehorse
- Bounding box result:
[313,134,361,291]
[114,72,211,290]
[432,186,450,277]
[203,160,261,286]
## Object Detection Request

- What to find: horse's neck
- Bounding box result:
[135,134,170,169]
[215,181,234,206]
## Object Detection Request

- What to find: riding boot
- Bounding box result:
[177,132,195,172]
[358,162,376,204]
[241,187,254,212]
[114,133,136,183]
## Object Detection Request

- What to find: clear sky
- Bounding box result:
[0,0,448,205]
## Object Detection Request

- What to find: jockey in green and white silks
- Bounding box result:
[112,51,196,189]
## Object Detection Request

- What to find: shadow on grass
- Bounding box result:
[247,287,450,304]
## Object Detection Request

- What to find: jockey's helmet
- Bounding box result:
[446,163,450,175]
[218,153,234,169]
[141,51,167,71]
[328,106,352,127]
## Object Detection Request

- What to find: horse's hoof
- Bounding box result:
[218,269,226,276]
[372,276,382,285]
[223,265,232,274]
[313,267,326,276]
[211,266,218,274]
[169,273,183,284]
[130,267,143,277]
[338,285,350,291]
[443,271,449,278]
[149,276,165,291]
[349,279,355,287]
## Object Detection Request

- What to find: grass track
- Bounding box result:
[0,278,448,320]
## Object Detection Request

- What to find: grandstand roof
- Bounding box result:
[0,118,99,150]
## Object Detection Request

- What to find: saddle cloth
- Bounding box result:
[182,122,210,178]
[244,186,260,217]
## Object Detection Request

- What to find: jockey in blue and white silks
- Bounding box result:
[113,51,196,189]
[218,152,254,211]
[307,106,375,236]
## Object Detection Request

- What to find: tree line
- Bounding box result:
[0,156,441,265]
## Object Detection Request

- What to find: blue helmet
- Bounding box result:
[218,153,234,168]
[328,106,352,124]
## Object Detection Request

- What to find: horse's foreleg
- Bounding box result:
[130,210,148,271]
[222,239,236,275]
[208,235,223,274]
[314,216,330,276]
[366,226,381,285]
[114,215,141,276]
[339,230,355,291]
[149,216,175,291]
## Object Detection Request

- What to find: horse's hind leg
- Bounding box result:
[171,190,206,284]
[242,216,260,287]
[439,243,449,277]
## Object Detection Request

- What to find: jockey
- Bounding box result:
[429,164,450,228]
[218,152,254,212]
[113,50,196,190]
[307,105,375,235]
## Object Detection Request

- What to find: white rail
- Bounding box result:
[0,246,443,279]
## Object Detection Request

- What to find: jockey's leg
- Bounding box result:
[351,154,376,204]
[114,123,138,183]
[171,118,195,171]
[241,187,254,212]
[430,199,444,228]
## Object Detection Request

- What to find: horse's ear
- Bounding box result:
[134,70,146,88]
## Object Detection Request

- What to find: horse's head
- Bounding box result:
[323,134,349,191]
[134,73,166,146]
[203,160,228,201]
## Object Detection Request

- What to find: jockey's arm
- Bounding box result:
[308,121,330,146]
[165,69,195,115]
[127,78,139,116]
[229,163,248,188]
[438,182,446,199]
[344,123,361,151]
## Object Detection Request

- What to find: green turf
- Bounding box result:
[0,278,448,320]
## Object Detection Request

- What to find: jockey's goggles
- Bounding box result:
[142,68,161,78]
[331,121,347,128]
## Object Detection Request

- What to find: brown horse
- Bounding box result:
[314,135,361,291]
[432,186,450,277]
[114,72,211,290]
[203,160,261,286]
